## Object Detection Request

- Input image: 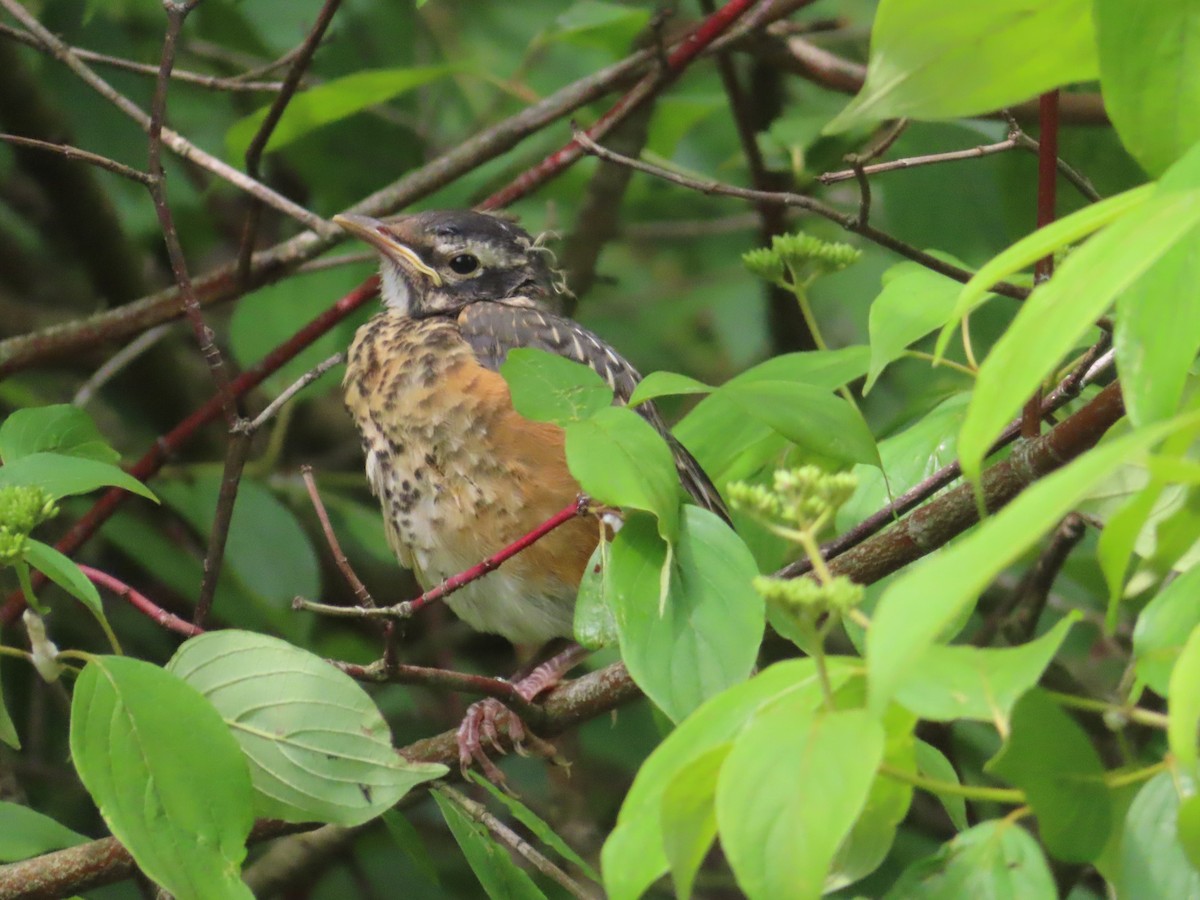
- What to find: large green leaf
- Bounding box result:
[565,406,681,542]
[868,413,1198,713]
[608,508,762,722]
[1133,563,1200,695]
[168,630,446,826]
[986,689,1110,862]
[0,801,87,862]
[0,660,16,750]
[884,820,1056,898]
[1095,0,1200,175]
[893,615,1076,723]
[660,744,727,900]
[826,0,1097,133]
[0,452,156,502]
[70,656,254,899]
[1168,624,1200,773]
[225,66,453,157]
[1115,226,1200,426]
[602,659,854,900]
[501,347,613,425]
[716,706,885,899]
[24,539,113,635]
[0,404,119,464]
[1118,773,1200,898]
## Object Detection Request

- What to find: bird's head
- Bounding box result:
[333,210,570,317]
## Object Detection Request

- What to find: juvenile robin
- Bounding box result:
[334,209,726,774]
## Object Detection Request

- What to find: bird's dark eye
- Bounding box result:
[448,254,479,275]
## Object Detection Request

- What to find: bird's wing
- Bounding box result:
[457,302,729,522]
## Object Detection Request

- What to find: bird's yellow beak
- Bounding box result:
[333,213,443,287]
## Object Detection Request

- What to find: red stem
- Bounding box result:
[0,277,379,626]
[79,564,203,637]
[1022,89,1060,438]
[405,498,589,615]
[478,0,758,210]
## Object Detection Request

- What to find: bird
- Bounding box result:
[334,209,727,776]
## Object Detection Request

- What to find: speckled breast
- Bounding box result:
[342,311,596,643]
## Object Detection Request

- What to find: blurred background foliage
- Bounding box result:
[0,0,1144,895]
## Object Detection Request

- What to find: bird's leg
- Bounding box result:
[457,643,591,782]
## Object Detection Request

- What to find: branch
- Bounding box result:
[572,128,1030,299]
[78,565,202,638]
[0,134,153,185]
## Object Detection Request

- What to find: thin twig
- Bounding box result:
[236,0,344,282]
[0,133,154,185]
[0,0,332,234]
[0,21,288,92]
[79,565,202,637]
[820,137,1018,184]
[194,430,252,627]
[241,352,346,433]
[295,497,591,621]
[480,0,761,209]
[146,0,237,426]
[435,786,597,900]
[72,324,173,407]
[301,466,374,609]
[572,128,1030,299]
[1007,118,1101,203]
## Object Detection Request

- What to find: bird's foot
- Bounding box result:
[455,644,589,784]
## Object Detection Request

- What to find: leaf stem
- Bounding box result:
[1043,690,1169,730]
[879,763,1025,804]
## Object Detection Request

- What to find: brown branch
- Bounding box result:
[192,431,252,627]
[479,0,761,209]
[792,336,1113,575]
[820,137,1019,184]
[236,0,344,282]
[572,128,1030,300]
[0,45,653,376]
[0,0,331,233]
[0,134,153,185]
[79,565,202,638]
[0,22,288,92]
[436,785,597,900]
[147,0,236,425]
[300,465,375,610]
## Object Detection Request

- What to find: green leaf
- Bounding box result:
[381,810,441,887]
[501,347,614,425]
[1115,225,1200,426]
[565,406,681,542]
[1179,794,1200,874]
[70,656,254,900]
[935,183,1153,358]
[825,0,1097,133]
[1096,1,1200,175]
[225,66,452,157]
[884,820,1056,898]
[627,371,712,407]
[914,740,968,831]
[573,539,617,649]
[0,659,17,750]
[0,452,156,502]
[723,381,880,467]
[986,689,1110,862]
[431,789,548,900]
[868,413,1196,713]
[893,615,1077,723]
[167,630,446,825]
[717,706,885,899]
[1169,624,1200,772]
[24,539,107,625]
[1134,564,1200,695]
[609,508,763,722]
[548,0,652,53]
[602,658,854,900]
[466,771,601,883]
[865,262,968,393]
[157,474,319,630]
[0,404,119,464]
[661,744,727,900]
[958,185,1200,482]
[675,347,871,481]
[0,801,87,862]
[1118,773,1200,898]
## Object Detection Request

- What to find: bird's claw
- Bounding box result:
[456,697,558,785]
